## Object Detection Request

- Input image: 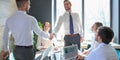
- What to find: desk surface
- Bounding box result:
[81,41,120,49]
[110,42,120,49]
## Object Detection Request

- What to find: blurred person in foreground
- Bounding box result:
[2,0,53,60]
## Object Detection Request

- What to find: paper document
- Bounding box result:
[40,46,52,60]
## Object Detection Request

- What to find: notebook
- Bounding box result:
[41,40,52,49]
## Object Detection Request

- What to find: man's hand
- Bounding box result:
[2,51,10,60]
[82,50,89,55]
[49,33,54,40]
[80,37,84,42]
[76,55,85,60]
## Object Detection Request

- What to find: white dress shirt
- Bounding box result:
[3,10,49,51]
[88,33,99,52]
[37,32,50,50]
[85,43,118,60]
[54,12,83,37]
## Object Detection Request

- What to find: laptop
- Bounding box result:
[63,45,78,60]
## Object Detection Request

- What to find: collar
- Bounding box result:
[16,10,26,14]
[66,11,69,13]
[98,43,110,47]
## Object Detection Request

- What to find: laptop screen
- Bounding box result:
[63,45,78,60]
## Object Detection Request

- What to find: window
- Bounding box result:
[52,0,82,40]
[84,0,111,40]
[52,0,111,40]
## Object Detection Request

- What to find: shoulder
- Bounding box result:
[26,14,36,20]
[26,15,37,23]
[88,45,101,56]
[6,14,15,24]
[72,12,79,15]
[59,12,68,18]
[61,12,67,17]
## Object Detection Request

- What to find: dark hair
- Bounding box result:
[94,22,103,30]
[64,0,71,5]
[42,22,51,30]
[16,0,29,8]
[98,26,114,44]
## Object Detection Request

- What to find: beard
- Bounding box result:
[26,6,30,13]
[65,7,71,11]
[26,10,29,13]
[95,37,98,41]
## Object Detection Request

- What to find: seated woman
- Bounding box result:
[36,22,58,51]
[83,22,103,55]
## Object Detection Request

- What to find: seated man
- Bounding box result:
[77,26,118,60]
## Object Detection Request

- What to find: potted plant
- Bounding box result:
[33,22,43,51]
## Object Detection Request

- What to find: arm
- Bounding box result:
[31,17,50,39]
[78,14,83,37]
[36,36,42,50]
[77,51,96,60]
[83,40,95,55]
[76,13,84,42]
[76,55,85,60]
[3,22,10,52]
[53,16,63,34]
[3,22,10,60]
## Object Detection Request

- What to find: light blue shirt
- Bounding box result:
[85,43,118,60]
[3,10,49,51]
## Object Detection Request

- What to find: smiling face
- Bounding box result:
[91,22,103,33]
[43,22,50,32]
[22,0,30,12]
[25,1,30,11]
[92,24,97,33]
[64,1,72,11]
[95,26,114,44]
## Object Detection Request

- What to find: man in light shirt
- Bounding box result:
[53,0,83,50]
[2,0,53,60]
[77,26,118,60]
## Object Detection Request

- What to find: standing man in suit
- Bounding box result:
[2,0,53,60]
[53,0,83,50]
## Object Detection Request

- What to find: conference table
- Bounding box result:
[35,45,78,60]
[35,41,120,60]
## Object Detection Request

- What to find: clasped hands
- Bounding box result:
[49,33,54,40]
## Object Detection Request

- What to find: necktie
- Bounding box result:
[69,13,74,34]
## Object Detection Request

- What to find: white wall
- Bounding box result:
[0,0,17,54]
